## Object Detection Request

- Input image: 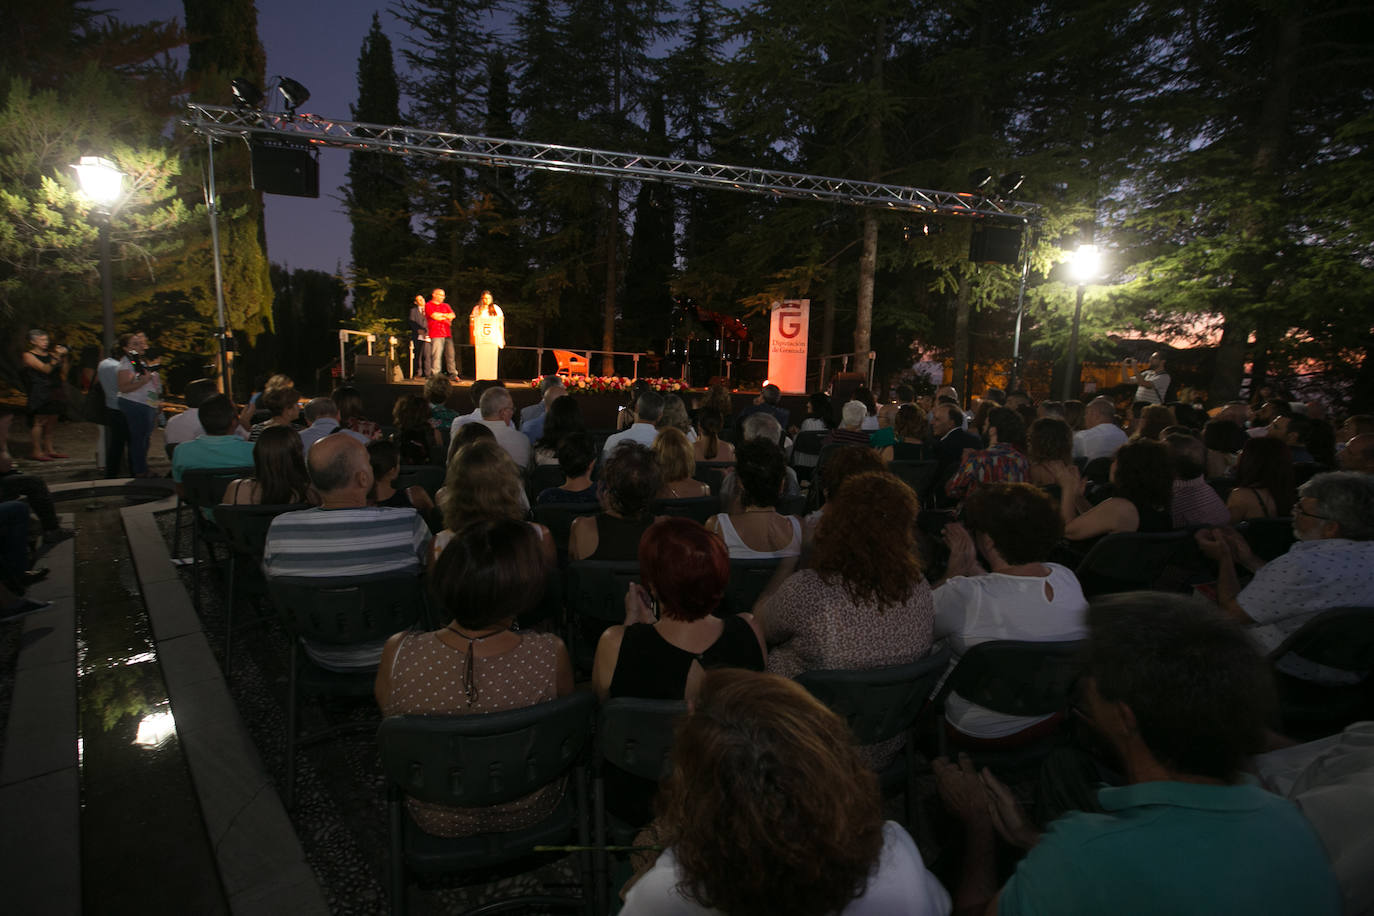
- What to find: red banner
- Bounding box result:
[767,299,809,394]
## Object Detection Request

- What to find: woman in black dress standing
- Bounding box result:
[20,329,70,461]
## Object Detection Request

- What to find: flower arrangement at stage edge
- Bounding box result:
[530,376,686,393]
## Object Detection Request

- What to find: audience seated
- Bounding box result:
[945,407,1029,501]
[934,484,1088,744]
[1056,438,1173,542]
[436,439,553,566]
[1072,396,1127,461]
[163,378,222,448]
[471,386,531,469]
[374,518,572,838]
[879,404,933,463]
[931,403,981,491]
[390,394,440,465]
[692,406,735,463]
[223,425,316,506]
[0,454,75,546]
[1197,470,1374,683]
[1226,437,1295,523]
[332,385,381,441]
[1132,403,1176,440]
[170,394,256,494]
[1165,433,1230,528]
[519,375,566,446]
[1339,433,1374,474]
[592,517,765,702]
[852,386,881,431]
[535,432,599,506]
[248,386,302,441]
[656,393,697,442]
[423,374,460,429]
[297,397,350,454]
[447,378,503,437]
[532,394,584,466]
[763,472,933,766]
[654,427,710,500]
[621,668,951,916]
[795,392,834,434]
[804,445,886,535]
[1202,418,1247,478]
[262,434,431,671]
[366,440,435,519]
[824,400,874,447]
[1025,417,1075,488]
[707,438,800,559]
[569,442,660,561]
[735,382,790,435]
[935,592,1341,915]
[603,390,664,457]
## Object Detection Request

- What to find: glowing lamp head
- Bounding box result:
[1071,244,1100,285]
[72,156,123,207]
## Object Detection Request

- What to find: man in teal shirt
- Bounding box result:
[170,394,256,493]
[935,592,1341,915]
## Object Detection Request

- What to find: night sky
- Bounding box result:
[118,1,419,277]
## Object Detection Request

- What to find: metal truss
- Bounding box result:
[183,103,1039,221]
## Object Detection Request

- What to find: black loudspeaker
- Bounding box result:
[353,355,388,383]
[968,222,1024,265]
[250,139,320,198]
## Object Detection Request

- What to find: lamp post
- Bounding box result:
[1061,244,1100,402]
[71,156,124,356]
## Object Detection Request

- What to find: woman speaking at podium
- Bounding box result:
[470,290,505,380]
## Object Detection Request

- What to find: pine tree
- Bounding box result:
[346,13,413,325]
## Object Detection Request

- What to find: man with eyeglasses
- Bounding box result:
[1195,470,1374,683]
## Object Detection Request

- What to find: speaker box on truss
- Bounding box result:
[353,355,388,383]
[968,222,1024,265]
[250,138,320,198]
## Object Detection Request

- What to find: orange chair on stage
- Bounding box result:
[554,349,590,379]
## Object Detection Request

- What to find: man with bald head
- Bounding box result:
[262,434,431,671]
[476,385,532,468]
[1072,396,1127,461]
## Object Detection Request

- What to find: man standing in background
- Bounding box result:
[424,288,458,378]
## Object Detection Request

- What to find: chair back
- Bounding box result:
[395,465,446,498]
[1206,477,1237,502]
[596,698,686,782]
[797,647,951,746]
[1269,607,1374,676]
[269,572,426,645]
[1081,456,1113,484]
[553,349,590,378]
[378,691,596,808]
[533,504,603,562]
[526,464,567,504]
[692,462,731,495]
[791,430,827,480]
[182,466,256,511]
[720,557,785,615]
[941,640,1083,718]
[1074,530,1206,597]
[565,560,641,670]
[887,459,938,499]
[1236,517,1296,562]
[215,503,309,564]
[653,494,720,525]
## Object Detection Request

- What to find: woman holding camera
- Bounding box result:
[116,330,163,477]
[21,329,70,461]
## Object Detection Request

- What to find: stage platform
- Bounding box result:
[354,377,809,431]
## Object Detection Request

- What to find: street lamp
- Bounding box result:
[71,156,124,356]
[1061,244,1100,401]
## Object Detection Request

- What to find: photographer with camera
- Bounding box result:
[116,330,163,478]
[20,329,70,461]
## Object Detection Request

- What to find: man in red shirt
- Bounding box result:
[424,288,459,377]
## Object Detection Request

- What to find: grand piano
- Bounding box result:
[665,300,753,388]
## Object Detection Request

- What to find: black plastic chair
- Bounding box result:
[1268,606,1374,741]
[652,494,720,525]
[790,429,827,482]
[180,466,255,610]
[888,459,939,501]
[719,557,786,615]
[1073,530,1209,597]
[213,503,308,675]
[564,560,641,673]
[797,647,952,827]
[1236,517,1296,562]
[268,571,428,807]
[378,691,598,916]
[593,698,686,914]
[395,464,445,499]
[692,461,733,496]
[934,639,1084,774]
[1081,456,1113,485]
[1206,477,1237,503]
[532,504,603,566]
[526,463,567,505]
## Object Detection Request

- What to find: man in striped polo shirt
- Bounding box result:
[263,434,431,670]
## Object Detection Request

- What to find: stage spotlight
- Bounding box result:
[998,172,1025,197]
[230,78,265,110]
[967,168,994,191]
[276,77,311,113]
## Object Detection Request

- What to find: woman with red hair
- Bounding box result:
[592,516,766,701]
